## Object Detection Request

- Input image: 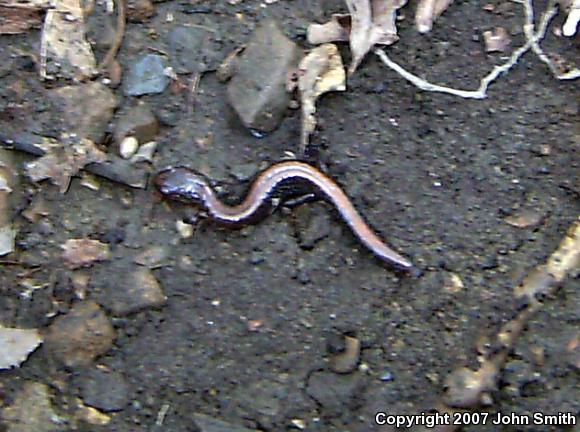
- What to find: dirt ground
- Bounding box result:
[0,0,578,431]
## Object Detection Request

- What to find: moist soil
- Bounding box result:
[0,0,578,431]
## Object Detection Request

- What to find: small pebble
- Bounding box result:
[290,418,306,429]
[379,371,394,381]
[120,136,139,159]
[176,220,194,238]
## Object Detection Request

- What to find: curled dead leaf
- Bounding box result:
[346,0,406,74]
[298,44,346,151]
[307,14,351,45]
[307,0,406,75]
[416,0,454,33]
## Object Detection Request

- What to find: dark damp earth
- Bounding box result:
[0,0,578,431]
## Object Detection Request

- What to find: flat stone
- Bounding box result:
[44,301,115,367]
[227,19,302,132]
[1,382,63,432]
[193,413,259,432]
[232,379,287,428]
[133,246,169,268]
[0,326,43,369]
[306,371,366,416]
[124,54,169,96]
[169,25,220,74]
[50,82,118,143]
[113,103,159,144]
[78,369,130,412]
[99,267,167,316]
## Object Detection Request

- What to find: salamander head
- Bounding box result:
[154,167,210,205]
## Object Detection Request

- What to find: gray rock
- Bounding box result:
[227,20,302,133]
[306,371,366,416]
[125,54,169,96]
[50,82,118,143]
[44,301,115,367]
[169,25,219,74]
[232,379,287,428]
[99,267,167,316]
[79,369,130,412]
[193,413,259,432]
[133,245,170,268]
[1,382,63,432]
[113,103,159,144]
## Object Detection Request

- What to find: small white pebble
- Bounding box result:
[359,362,370,373]
[119,136,139,159]
[290,419,306,429]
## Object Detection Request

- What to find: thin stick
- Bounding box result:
[97,0,125,72]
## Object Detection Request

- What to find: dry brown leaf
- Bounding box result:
[307,14,351,45]
[347,0,407,74]
[307,0,406,75]
[416,0,454,33]
[298,44,346,150]
[24,134,107,193]
[62,238,111,269]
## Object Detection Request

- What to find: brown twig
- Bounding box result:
[97,0,125,72]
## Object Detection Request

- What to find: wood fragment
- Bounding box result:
[0,5,42,34]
